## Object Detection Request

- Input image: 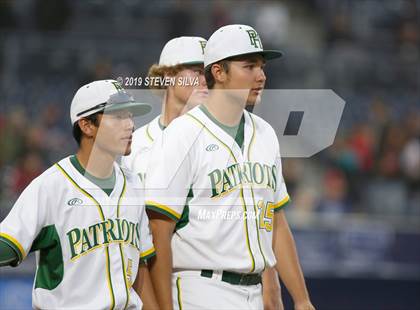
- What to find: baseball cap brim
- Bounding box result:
[103,101,151,117]
[231,50,283,61]
[206,50,283,68]
[181,61,204,65]
[260,50,284,60]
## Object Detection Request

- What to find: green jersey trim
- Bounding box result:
[273,196,291,212]
[158,118,167,131]
[146,123,154,142]
[140,246,156,262]
[185,112,257,273]
[70,155,115,196]
[0,240,18,266]
[175,187,193,231]
[199,105,245,149]
[55,163,116,310]
[0,233,25,264]
[145,201,182,222]
[30,225,64,290]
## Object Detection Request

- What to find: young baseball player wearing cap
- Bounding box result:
[0,80,158,309]
[123,36,283,310]
[144,25,315,310]
[121,36,208,182]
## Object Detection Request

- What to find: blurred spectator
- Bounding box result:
[0,109,27,167]
[377,124,406,178]
[369,97,390,142]
[39,103,70,163]
[315,169,351,219]
[328,136,359,174]
[9,152,44,197]
[348,124,375,173]
[282,158,305,196]
[400,112,420,215]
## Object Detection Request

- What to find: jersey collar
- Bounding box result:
[145,115,164,142]
[189,105,256,161]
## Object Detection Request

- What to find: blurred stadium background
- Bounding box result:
[0,0,419,309]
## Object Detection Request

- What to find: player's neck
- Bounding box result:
[76,146,115,179]
[205,90,244,126]
[160,95,185,126]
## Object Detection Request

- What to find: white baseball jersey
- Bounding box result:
[121,116,163,182]
[0,156,155,309]
[145,105,290,274]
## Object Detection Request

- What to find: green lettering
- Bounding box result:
[208,169,222,197]
[115,218,123,240]
[227,164,239,187]
[101,220,118,244]
[80,228,92,254]
[121,219,130,241]
[240,163,253,183]
[272,165,277,190]
[128,222,136,244]
[67,228,81,259]
[221,170,233,194]
[134,223,141,250]
[252,163,264,184]
[88,223,101,247]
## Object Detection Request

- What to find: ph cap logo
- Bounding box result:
[111,81,125,92]
[246,29,263,49]
[199,40,207,54]
[67,198,83,206]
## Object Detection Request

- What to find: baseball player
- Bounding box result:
[0,80,157,309]
[123,36,283,309]
[145,24,314,310]
[121,36,208,182]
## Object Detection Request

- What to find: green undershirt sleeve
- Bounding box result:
[0,239,19,267]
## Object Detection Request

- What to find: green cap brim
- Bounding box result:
[260,50,284,60]
[230,50,283,61]
[180,61,204,66]
[205,49,284,68]
[104,101,151,117]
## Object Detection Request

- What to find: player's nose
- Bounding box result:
[123,116,135,131]
[256,67,266,83]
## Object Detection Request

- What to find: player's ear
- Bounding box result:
[78,118,97,138]
[211,63,227,84]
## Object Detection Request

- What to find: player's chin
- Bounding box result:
[123,144,132,156]
[246,96,259,106]
[119,140,132,156]
[123,147,132,156]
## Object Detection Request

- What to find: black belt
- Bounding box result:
[201,270,262,286]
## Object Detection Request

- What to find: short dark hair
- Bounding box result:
[204,60,230,89]
[72,112,102,146]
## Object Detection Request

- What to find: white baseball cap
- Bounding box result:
[70,79,151,124]
[204,24,283,67]
[159,36,207,66]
